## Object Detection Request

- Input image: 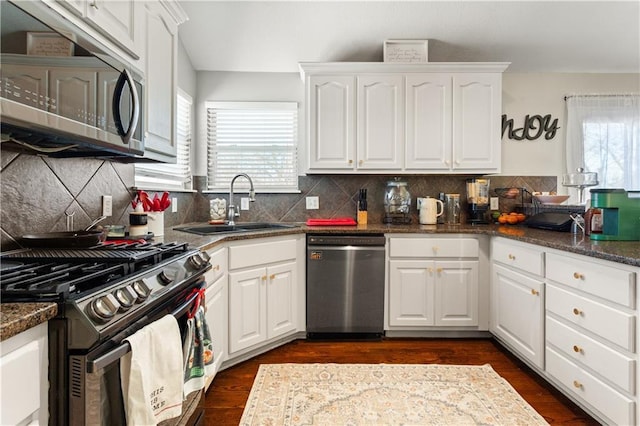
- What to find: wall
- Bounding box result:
[501,73,639,185]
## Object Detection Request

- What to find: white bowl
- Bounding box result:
[534,194,570,205]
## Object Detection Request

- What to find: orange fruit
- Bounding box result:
[498,214,508,224]
[516,213,526,222]
[507,215,519,224]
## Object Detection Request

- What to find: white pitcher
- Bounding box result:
[419,197,444,225]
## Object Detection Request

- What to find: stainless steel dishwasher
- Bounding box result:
[306,234,386,339]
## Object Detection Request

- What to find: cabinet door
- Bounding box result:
[357,75,404,169]
[48,69,97,125]
[435,260,479,326]
[388,260,434,326]
[405,74,452,170]
[1,64,48,111]
[143,1,178,161]
[85,0,138,57]
[229,267,266,353]
[308,75,355,170]
[491,263,544,368]
[204,274,227,390]
[267,261,297,339]
[452,73,502,171]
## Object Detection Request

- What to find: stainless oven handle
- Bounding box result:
[87,291,201,373]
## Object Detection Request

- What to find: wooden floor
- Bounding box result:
[202,338,599,425]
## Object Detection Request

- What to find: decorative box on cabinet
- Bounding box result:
[228,236,302,354]
[203,246,227,390]
[299,62,509,174]
[490,237,545,369]
[545,251,637,426]
[387,235,483,330]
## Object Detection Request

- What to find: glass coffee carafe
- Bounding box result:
[383,179,411,224]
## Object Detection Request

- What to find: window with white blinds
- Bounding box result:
[135,90,192,190]
[206,101,298,192]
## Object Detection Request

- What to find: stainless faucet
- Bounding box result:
[227,173,256,225]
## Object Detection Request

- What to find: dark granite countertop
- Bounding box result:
[0,302,57,342]
[4,221,638,339]
[163,221,640,268]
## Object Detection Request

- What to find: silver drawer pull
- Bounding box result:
[573,308,583,316]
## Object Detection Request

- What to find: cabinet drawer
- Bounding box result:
[205,246,227,286]
[546,316,635,394]
[546,346,635,426]
[546,252,635,308]
[229,238,298,270]
[389,237,478,258]
[546,284,635,351]
[492,238,544,276]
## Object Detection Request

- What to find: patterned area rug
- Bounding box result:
[240,363,549,425]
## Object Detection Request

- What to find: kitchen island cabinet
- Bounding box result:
[300,62,508,174]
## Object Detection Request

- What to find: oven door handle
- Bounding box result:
[87,291,201,373]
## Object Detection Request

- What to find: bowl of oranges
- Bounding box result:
[496,212,527,225]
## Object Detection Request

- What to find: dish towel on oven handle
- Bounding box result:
[182,304,214,396]
[120,314,183,425]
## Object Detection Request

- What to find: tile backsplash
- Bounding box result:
[0,152,555,250]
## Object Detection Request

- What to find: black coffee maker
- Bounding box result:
[466,178,490,224]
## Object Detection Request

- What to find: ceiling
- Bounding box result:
[177,1,640,74]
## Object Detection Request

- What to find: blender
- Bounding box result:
[466,178,490,224]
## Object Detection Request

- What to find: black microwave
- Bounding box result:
[0,0,144,160]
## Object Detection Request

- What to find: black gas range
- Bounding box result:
[0,240,211,425]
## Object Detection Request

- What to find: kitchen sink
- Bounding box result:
[173,222,299,235]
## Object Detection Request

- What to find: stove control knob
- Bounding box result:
[187,253,204,269]
[200,251,211,263]
[131,280,151,301]
[86,294,119,323]
[157,270,174,285]
[113,286,135,310]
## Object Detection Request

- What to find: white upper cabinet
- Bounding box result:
[405,74,452,170]
[357,75,404,170]
[54,0,143,62]
[300,62,509,174]
[142,1,180,162]
[452,73,502,171]
[308,75,355,169]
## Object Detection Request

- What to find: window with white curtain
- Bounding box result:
[206,101,298,192]
[565,94,640,191]
[135,89,192,190]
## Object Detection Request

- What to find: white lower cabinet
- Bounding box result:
[490,237,545,369]
[0,322,48,426]
[203,246,227,390]
[228,236,302,355]
[387,235,483,330]
[389,260,478,327]
[545,251,637,425]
